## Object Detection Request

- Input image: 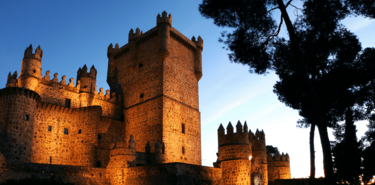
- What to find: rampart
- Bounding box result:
[267,153,291,182]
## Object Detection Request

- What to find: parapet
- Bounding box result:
[23,44,43,62]
[77,64,97,79]
[0,87,41,102]
[218,121,249,146]
[6,71,18,87]
[191,36,203,50]
[268,152,290,163]
[157,11,172,26]
[39,70,79,93]
[249,129,265,141]
[129,28,143,42]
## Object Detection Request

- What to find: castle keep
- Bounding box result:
[0,11,290,185]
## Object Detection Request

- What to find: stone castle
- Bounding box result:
[0,11,290,185]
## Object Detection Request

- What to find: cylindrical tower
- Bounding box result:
[217,121,251,185]
[18,45,43,91]
[77,64,97,107]
[106,135,136,185]
[0,87,40,163]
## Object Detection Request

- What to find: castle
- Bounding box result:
[0,11,290,185]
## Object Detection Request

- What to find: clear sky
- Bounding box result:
[1,0,374,178]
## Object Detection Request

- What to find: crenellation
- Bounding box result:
[156,11,172,26]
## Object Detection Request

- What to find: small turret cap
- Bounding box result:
[218,123,224,130]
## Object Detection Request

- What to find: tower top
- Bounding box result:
[23,44,43,61]
[157,11,172,26]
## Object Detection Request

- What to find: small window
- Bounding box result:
[48,126,52,132]
[182,123,185,134]
[50,157,52,164]
[64,128,68,135]
[24,115,29,121]
[65,99,71,108]
[98,134,101,140]
[78,129,81,134]
[97,161,101,167]
[139,63,143,68]
[140,93,144,98]
[182,146,185,155]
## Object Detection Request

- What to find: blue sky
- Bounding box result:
[1,0,374,178]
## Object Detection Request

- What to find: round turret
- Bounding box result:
[18,45,43,91]
[0,87,40,163]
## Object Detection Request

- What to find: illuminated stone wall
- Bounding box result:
[108,11,203,165]
[0,88,40,163]
[267,154,291,182]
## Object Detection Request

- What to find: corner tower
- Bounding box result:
[106,11,203,165]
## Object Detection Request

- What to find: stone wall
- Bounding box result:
[36,83,80,108]
[221,160,250,185]
[119,163,222,185]
[31,104,102,167]
[0,160,223,185]
[267,155,291,182]
[0,88,40,163]
[0,160,108,185]
[162,97,201,165]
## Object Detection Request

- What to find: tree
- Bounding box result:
[199,1,356,184]
[266,145,279,156]
[332,109,362,185]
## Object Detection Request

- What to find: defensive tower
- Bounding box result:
[106,11,203,165]
[0,87,41,162]
[267,152,291,182]
[216,121,251,185]
[250,129,268,185]
[77,64,97,107]
[18,45,43,90]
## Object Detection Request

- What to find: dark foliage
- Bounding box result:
[332,109,362,185]
[266,145,279,156]
[362,141,375,183]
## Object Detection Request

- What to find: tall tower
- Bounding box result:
[106,11,203,165]
[18,45,43,91]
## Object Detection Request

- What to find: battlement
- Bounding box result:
[77,64,97,79]
[23,44,43,61]
[268,152,289,162]
[218,121,249,146]
[128,28,143,42]
[157,11,172,26]
[0,87,41,101]
[6,71,18,87]
[191,36,204,50]
[36,102,102,115]
[39,70,79,92]
[249,128,265,141]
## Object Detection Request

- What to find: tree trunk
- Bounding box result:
[276,0,335,184]
[310,123,316,185]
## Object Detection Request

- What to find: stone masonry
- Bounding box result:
[0,11,291,185]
